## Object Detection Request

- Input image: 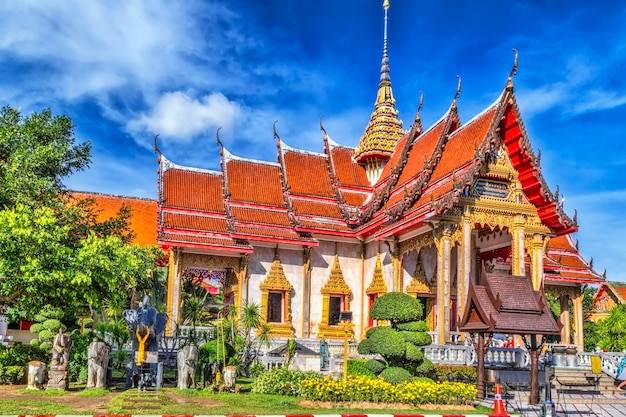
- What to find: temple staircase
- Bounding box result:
[551,367,626,405]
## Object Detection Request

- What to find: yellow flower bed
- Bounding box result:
[299,374,477,405]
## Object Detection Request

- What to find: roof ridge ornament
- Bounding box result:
[452,75,461,111]
[507,48,519,91]
[216,127,225,157]
[153,134,161,156]
[319,114,328,139]
[273,120,282,148]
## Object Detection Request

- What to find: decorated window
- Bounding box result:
[318,254,352,339]
[259,249,294,337]
[267,291,284,323]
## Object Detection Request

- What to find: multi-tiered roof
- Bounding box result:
[156,1,602,286]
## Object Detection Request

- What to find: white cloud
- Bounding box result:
[126,92,242,146]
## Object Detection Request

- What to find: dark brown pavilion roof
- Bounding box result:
[459,265,560,335]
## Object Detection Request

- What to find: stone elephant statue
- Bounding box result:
[177,344,198,389]
[87,339,111,389]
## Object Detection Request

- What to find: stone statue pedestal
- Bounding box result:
[27,361,45,390]
[47,368,68,390]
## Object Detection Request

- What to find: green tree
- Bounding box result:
[0,106,90,209]
[357,292,433,376]
[597,304,626,351]
[0,106,161,315]
[0,204,158,315]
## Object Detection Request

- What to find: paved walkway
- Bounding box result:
[481,390,626,416]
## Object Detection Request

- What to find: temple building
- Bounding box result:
[133,1,603,350]
[588,281,626,322]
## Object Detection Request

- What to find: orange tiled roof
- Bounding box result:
[396,121,446,186]
[341,191,369,206]
[162,212,228,233]
[230,206,293,226]
[160,232,251,251]
[162,169,224,213]
[330,146,370,187]
[227,160,286,206]
[547,235,576,251]
[292,199,344,219]
[298,219,352,232]
[430,108,497,183]
[615,286,626,300]
[284,151,335,197]
[71,191,157,246]
[231,224,306,241]
[378,134,409,182]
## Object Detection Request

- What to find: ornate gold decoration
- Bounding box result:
[406,254,436,295]
[321,255,352,295]
[353,0,404,165]
[318,255,353,339]
[259,248,294,337]
[366,253,388,295]
[399,233,434,257]
[180,253,241,273]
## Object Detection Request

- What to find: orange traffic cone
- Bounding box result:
[489,383,510,417]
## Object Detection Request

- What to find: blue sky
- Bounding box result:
[0,1,625,281]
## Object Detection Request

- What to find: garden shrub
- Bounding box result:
[434,364,477,382]
[399,330,432,346]
[395,320,429,332]
[0,365,25,384]
[380,366,413,384]
[404,342,424,362]
[299,374,476,405]
[0,342,49,367]
[248,362,266,378]
[370,292,423,322]
[411,357,435,378]
[358,326,405,358]
[364,358,386,374]
[347,359,375,377]
[68,330,97,383]
[251,367,323,396]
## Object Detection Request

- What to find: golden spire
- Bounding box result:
[353,0,403,168]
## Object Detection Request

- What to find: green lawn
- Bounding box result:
[0,385,492,415]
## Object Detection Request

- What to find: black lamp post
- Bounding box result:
[542,349,556,417]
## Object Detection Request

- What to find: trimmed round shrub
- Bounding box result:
[38,329,56,340]
[370,292,423,323]
[29,323,44,334]
[365,358,386,374]
[33,314,48,323]
[405,342,424,362]
[347,359,376,377]
[39,342,52,351]
[412,357,435,377]
[29,338,41,347]
[379,366,413,384]
[400,330,432,346]
[42,319,63,332]
[358,326,405,358]
[396,320,429,332]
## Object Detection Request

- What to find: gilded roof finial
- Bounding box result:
[353,0,403,165]
[413,91,424,127]
[507,48,519,91]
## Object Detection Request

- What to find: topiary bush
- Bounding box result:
[365,358,386,374]
[347,359,375,378]
[251,367,323,396]
[370,292,423,323]
[396,320,429,332]
[68,330,98,383]
[379,366,414,384]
